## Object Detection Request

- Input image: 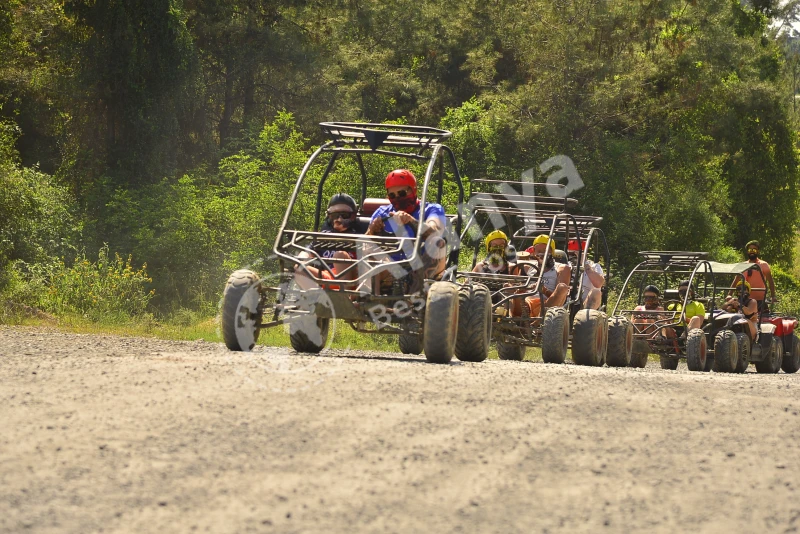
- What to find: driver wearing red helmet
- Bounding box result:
[366,169,446,261]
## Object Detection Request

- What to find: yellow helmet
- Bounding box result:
[484,230,508,251]
[736,280,752,292]
[532,234,556,253]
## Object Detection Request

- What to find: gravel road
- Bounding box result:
[1,327,799,533]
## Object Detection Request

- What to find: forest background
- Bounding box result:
[4,0,800,334]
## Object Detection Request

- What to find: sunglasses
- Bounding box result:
[643,295,659,301]
[747,248,759,253]
[387,189,411,200]
[328,211,353,220]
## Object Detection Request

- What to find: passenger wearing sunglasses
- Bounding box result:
[633,285,667,337]
[733,240,777,312]
[294,193,359,290]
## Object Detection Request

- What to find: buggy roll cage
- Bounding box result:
[273,122,466,289]
[456,178,608,315]
[611,251,717,333]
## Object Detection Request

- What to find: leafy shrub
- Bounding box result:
[12,245,155,323]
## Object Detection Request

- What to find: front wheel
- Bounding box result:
[542,307,570,364]
[221,269,263,352]
[606,316,633,367]
[734,332,750,374]
[423,281,459,364]
[571,309,607,366]
[687,329,710,372]
[713,330,739,373]
[455,284,492,362]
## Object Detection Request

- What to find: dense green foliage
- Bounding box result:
[3,0,800,319]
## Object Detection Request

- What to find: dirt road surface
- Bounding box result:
[1,327,799,533]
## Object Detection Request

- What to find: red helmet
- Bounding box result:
[385,169,417,193]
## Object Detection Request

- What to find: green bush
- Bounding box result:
[11,245,155,323]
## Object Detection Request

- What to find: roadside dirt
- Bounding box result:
[1,326,799,533]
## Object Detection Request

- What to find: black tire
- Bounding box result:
[399,333,423,355]
[781,334,800,374]
[711,330,737,373]
[221,269,263,352]
[572,309,607,366]
[756,336,783,374]
[289,315,330,353]
[542,307,569,364]
[687,328,710,372]
[423,281,459,364]
[606,316,633,367]
[734,332,750,374]
[455,284,492,362]
[659,356,679,370]
[497,340,526,361]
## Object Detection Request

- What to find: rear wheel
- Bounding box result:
[659,356,679,370]
[781,334,800,374]
[497,340,526,361]
[713,330,739,373]
[606,316,633,367]
[572,309,607,366]
[289,315,330,353]
[455,284,492,362]
[399,333,423,355]
[756,336,783,374]
[221,269,263,352]
[734,332,750,373]
[542,307,570,364]
[687,329,710,372]
[423,281,459,364]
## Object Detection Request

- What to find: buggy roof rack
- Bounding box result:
[638,251,709,265]
[512,215,603,241]
[319,122,451,150]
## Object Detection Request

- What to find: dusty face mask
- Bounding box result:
[389,190,418,213]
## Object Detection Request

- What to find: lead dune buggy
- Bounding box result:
[455,179,633,366]
[220,122,492,364]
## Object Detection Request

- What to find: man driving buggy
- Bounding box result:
[667,279,705,334]
[520,234,571,318]
[365,169,447,290]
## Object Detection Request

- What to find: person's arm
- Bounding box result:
[584,261,605,288]
[556,263,571,285]
[763,263,778,302]
[472,262,484,273]
[365,210,385,236]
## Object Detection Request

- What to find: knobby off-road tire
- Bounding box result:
[221,269,263,352]
[455,284,492,362]
[687,328,710,372]
[659,356,679,370]
[711,330,737,373]
[756,336,783,374]
[289,315,330,353]
[734,332,750,374]
[423,281,459,364]
[572,309,608,367]
[398,333,423,355]
[542,307,570,364]
[497,341,526,361]
[606,316,633,367]
[781,334,800,373]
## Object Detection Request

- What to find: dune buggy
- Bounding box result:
[613,251,717,371]
[455,179,632,367]
[220,122,485,364]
